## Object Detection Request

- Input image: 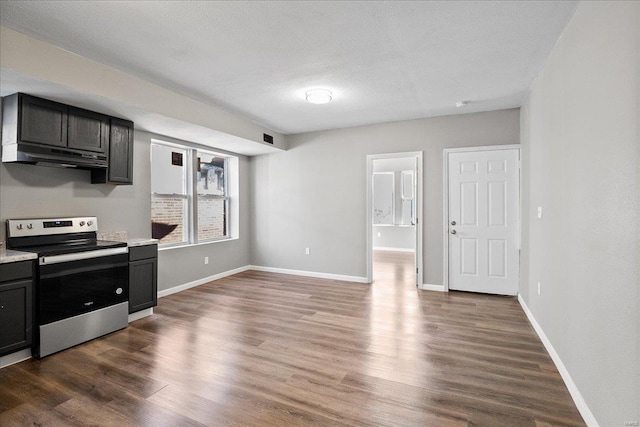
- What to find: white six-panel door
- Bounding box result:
[447,148,519,295]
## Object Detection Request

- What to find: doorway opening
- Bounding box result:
[366,152,423,287]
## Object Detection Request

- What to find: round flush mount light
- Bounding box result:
[456,101,469,108]
[305,89,333,104]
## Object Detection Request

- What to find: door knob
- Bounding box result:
[450,230,457,234]
[451,220,456,226]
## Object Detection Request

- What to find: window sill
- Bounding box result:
[158,236,239,251]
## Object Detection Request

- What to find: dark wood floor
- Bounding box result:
[0,251,585,426]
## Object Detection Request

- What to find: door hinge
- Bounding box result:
[416,268,419,274]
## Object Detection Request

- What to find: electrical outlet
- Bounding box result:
[204,256,209,265]
[305,248,310,255]
[537,281,541,296]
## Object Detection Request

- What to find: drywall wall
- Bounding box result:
[372,226,414,251]
[250,108,519,283]
[520,1,639,425]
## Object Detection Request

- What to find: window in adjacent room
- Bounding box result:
[196,151,228,242]
[150,139,238,247]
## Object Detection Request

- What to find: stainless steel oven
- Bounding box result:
[7,217,129,358]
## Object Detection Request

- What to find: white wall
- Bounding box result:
[251,109,519,283]
[520,1,640,425]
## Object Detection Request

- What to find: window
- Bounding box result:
[151,140,237,246]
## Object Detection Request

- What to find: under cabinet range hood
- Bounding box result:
[2,141,108,169]
[1,93,109,169]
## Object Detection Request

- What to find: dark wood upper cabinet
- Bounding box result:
[18,94,68,148]
[67,107,109,153]
[91,118,134,185]
[3,93,135,184]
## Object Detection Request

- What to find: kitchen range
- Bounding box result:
[6,217,130,358]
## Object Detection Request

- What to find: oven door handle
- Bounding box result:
[39,247,128,265]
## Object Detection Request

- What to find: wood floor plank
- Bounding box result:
[0,250,586,426]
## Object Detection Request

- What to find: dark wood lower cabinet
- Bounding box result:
[0,261,34,356]
[128,245,157,314]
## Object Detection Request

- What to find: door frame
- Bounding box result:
[366,151,423,286]
[442,144,521,292]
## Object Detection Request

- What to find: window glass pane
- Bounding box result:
[151,144,186,195]
[401,170,414,199]
[197,198,227,241]
[151,195,188,244]
[197,153,225,196]
[196,151,228,242]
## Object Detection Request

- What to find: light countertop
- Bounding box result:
[126,238,159,247]
[0,249,38,264]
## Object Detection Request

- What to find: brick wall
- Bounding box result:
[151,196,226,244]
[151,197,185,244]
[198,198,226,240]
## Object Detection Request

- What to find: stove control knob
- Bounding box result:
[87,220,93,226]
[16,224,23,230]
[79,221,86,226]
[27,224,33,229]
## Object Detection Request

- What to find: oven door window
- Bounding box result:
[38,254,129,325]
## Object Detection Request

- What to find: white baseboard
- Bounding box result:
[517,294,598,427]
[128,308,153,322]
[158,265,251,298]
[420,283,446,292]
[0,348,32,368]
[249,265,368,283]
[373,246,415,253]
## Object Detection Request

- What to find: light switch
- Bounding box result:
[537,206,543,219]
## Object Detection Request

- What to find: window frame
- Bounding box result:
[151,139,233,248]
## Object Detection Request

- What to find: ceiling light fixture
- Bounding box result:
[456,101,469,108]
[306,89,333,104]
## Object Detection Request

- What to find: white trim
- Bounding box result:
[158,265,251,298]
[250,265,368,283]
[373,246,415,253]
[366,151,423,287]
[158,236,239,251]
[518,295,598,427]
[128,308,153,322]
[443,144,521,154]
[420,283,446,292]
[442,144,520,292]
[0,348,31,368]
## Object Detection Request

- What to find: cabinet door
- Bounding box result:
[67,107,109,153]
[129,258,157,314]
[19,94,68,148]
[0,279,33,356]
[108,118,134,184]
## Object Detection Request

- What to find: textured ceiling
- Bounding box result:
[0,1,578,135]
